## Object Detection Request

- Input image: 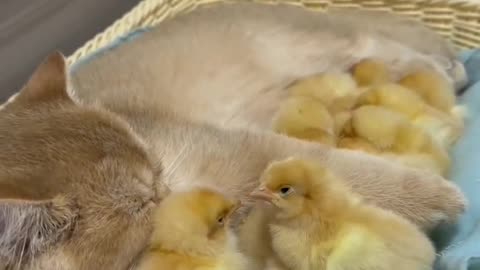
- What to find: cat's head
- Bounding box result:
[0,52,168,270]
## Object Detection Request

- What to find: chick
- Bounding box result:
[398,70,467,142]
[250,158,435,270]
[273,96,336,146]
[137,187,247,270]
[335,109,385,154]
[344,105,408,150]
[357,83,464,149]
[351,59,392,87]
[357,83,425,118]
[288,72,359,112]
[333,111,353,137]
[337,137,380,154]
[345,105,451,175]
[413,106,465,149]
[398,70,456,113]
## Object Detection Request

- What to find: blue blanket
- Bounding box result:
[433,50,480,270]
[71,28,480,270]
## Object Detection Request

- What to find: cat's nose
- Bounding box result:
[136,181,158,205]
[142,198,157,209]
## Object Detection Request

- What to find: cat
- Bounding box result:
[0,2,466,270]
[0,52,169,270]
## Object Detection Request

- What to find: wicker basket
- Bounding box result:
[67,0,480,66]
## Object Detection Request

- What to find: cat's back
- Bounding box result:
[71,1,457,129]
[71,2,331,97]
[70,2,343,127]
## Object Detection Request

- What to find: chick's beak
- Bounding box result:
[249,187,275,202]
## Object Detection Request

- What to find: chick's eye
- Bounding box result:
[217,216,225,225]
[279,185,293,196]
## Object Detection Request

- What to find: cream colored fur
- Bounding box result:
[0,2,467,270]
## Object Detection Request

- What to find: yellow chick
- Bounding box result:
[288,72,359,113]
[398,70,467,144]
[351,59,392,87]
[249,158,435,270]
[137,187,247,270]
[337,137,380,154]
[346,105,408,150]
[357,83,425,118]
[398,70,456,113]
[357,83,464,149]
[335,111,382,154]
[333,111,354,137]
[413,106,465,149]
[273,96,336,146]
[346,105,451,175]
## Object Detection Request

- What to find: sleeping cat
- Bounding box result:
[0,2,466,270]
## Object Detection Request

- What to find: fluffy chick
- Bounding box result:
[413,106,465,149]
[337,137,380,154]
[398,70,457,113]
[399,70,468,139]
[351,59,392,87]
[344,105,451,175]
[357,83,464,149]
[137,187,247,270]
[273,96,336,146]
[357,83,425,118]
[288,72,359,113]
[250,158,435,270]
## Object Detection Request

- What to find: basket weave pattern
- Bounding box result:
[67,0,480,65]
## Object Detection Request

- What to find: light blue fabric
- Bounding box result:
[434,50,480,270]
[69,27,152,72]
[70,27,480,270]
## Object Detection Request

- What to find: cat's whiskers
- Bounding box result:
[163,142,189,181]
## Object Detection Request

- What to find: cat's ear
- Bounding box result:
[13,51,72,105]
[0,195,78,266]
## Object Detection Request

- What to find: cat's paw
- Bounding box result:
[397,170,467,231]
[317,147,466,231]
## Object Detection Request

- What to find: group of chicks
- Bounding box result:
[273,59,466,176]
[135,60,463,270]
[137,157,435,270]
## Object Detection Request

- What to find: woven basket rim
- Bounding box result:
[67,0,480,65]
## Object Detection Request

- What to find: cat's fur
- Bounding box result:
[0,2,466,270]
[0,53,168,269]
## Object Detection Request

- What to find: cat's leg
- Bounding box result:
[269,135,466,231]
[175,126,466,231]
